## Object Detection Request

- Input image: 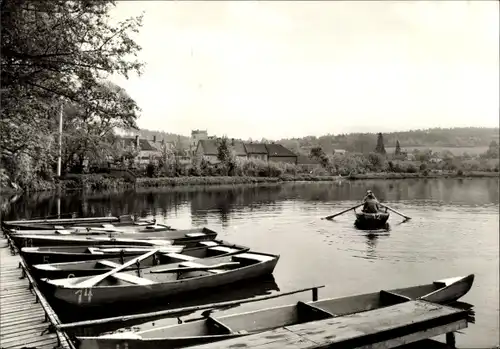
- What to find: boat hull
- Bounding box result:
[354,212,390,230]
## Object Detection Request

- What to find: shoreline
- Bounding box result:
[1,171,498,195]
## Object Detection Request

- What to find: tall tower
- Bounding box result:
[191,129,208,155]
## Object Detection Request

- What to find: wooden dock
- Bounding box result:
[190,300,468,349]
[0,237,75,349]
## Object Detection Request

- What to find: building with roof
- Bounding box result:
[117,135,174,166]
[195,139,298,165]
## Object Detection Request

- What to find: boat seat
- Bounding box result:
[208,246,239,253]
[164,253,198,261]
[179,261,236,274]
[55,229,73,235]
[186,232,206,238]
[232,253,275,263]
[206,316,233,335]
[96,260,121,268]
[297,301,336,323]
[200,241,219,247]
[87,248,105,255]
[379,290,412,306]
[110,272,155,285]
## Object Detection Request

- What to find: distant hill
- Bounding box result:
[133,127,499,155]
[277,127,499,155]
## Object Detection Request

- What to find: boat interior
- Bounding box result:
[47,252,278,288]
[126,279,461,340]
[35,242,247,272]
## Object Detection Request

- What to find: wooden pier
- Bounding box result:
[0,237,75,349]
[190,300,467,349]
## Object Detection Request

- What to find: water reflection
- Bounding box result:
[2,179,498,223]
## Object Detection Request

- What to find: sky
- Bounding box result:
[109,1,499,139]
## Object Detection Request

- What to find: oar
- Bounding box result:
[324,203,364,220]
[76,249,159,288]
[149,262,240,274]
[380,204,411,220]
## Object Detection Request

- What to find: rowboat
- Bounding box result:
[41,251,280,307]
[354,211,390,230]
[31,240,250,278]
[1,215,163,232]
[8,228,218,248]
[1,216,120,231]
[7,223,174,236]
[21,245,182,267]
[77,274,474,349]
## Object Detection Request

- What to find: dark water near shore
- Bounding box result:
[2,178,499,347]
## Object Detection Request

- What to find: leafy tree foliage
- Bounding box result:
[486,140,499,159]
[395,140,401,155]
[1,0,144,186]
[309,146,329,168]
[375,133,386,155]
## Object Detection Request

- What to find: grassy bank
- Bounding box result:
[349,171,499,180]
[1,171,497,194]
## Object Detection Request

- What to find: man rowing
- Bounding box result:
[362,190,382,213]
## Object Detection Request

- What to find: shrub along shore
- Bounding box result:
[0,170,497,194]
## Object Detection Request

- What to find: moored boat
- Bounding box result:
[9,227,218,248]
[42,251,280,307]
[31,240,249,278]
[1,216,121,231]
[7,223,173,236]
[77,274,474,349]
[354,211,390,229]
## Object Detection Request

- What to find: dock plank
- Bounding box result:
[190,301,467,349]
[0,237,74,349]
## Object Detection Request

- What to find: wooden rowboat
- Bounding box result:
[354,211,390,230]
[1,215,163,232]
[1,216,120,231]
[41,251,280,307]
[31,240,250,279]
[77,274,474,349]
[9,228,218,248]
[8,223,173,236]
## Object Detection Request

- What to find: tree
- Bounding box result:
[375,133,386,155]
[395,140,401,155]
[309,146,329,168]
[216,137,236,175]
[486,140,499,159]
[1,0,144,184]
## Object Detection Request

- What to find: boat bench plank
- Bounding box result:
[96,260,121,268]
[206,316,233,334]
[296,301,336,322]
[189,300,468,349]
[379,289,412,305]
[110,272,155,285]
[87,248,105,255]
[208,246,239,253]
[199,241,219,247]
[164,252,198,261]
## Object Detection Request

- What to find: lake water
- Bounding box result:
[2,178,499,347]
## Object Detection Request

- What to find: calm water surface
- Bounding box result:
[2,178,499,347]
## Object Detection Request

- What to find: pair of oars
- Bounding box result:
[324,203,411,221]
